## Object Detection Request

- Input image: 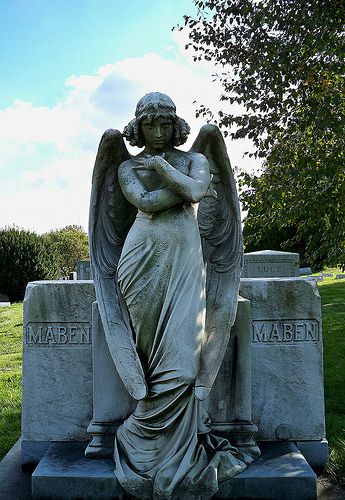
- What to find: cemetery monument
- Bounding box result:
[19,93,326,500]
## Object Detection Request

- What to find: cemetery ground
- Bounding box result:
[0,272,344,488]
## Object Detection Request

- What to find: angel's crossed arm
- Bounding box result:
[119,153,211,213]
[148,152,211,204]
[118,160,182,213]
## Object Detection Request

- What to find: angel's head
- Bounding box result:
[123,92,190,148]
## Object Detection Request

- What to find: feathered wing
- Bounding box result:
[89,129,147,400]
[191,124,243,401]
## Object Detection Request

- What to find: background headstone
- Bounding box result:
[77,261,92,280]
[300,267,312,275]
[242,250,299,278]
[0,293,10,307]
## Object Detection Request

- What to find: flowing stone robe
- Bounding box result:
[114,203,254,500]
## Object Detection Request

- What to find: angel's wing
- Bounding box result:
[191,124,243,401]
[89,129,147,400]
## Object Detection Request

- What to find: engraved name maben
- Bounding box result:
[252,319,320,344]
[25,322,92,346]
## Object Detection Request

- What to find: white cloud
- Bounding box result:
[0,34,258,233]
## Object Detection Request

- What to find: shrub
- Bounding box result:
[0,226,60,302]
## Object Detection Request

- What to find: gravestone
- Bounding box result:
[240,277,327,466]
[21,280,95,465]
[77,260,92,280]
[0,293,10,307]
[300,267,312,275]
[242,250,299,278]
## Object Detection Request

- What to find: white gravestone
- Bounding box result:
[21,280,95,465]
[242,250,299,278]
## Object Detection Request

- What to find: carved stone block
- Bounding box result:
[240,277,325,442]
[242,250,299,278]
[21,281,95,464]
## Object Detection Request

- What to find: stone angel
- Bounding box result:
[89,92,258,499]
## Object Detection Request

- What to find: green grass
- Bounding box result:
[0,303,22,460]
[0,273,344,485]
[318,270,345,484]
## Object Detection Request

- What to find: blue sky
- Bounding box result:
[0,0,195,107]
[0,0,255,233]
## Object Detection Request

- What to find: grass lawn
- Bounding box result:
[318,270,345,484]
[0,272,344,485]
[0,302,22,460]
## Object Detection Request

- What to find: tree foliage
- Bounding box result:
[0,227,60,302]
[43,225,89,278]
[183,0,345,268]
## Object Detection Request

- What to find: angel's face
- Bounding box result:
[141,115,173,153]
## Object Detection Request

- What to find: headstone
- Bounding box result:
[300,267,312,275]
[21,280,95,465]
[21,278,328,469]
[0,293,10,307]
[302,275,323,282]
[336,274,345,279]
[240,277,327,465]
[242,250,299,278]
[321,273,333,277]
[77,260,92,280]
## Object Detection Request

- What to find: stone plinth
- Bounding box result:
[21,281,95,465]
[31,441,317,500]
[240,278,325,443]
[242,250,299,278]
[86,296,258,458]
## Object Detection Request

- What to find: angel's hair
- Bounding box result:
[123,92,190,148]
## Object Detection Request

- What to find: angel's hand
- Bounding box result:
[132,157,155,171]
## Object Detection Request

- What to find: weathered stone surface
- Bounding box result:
[31,441,317,500]
[297,439,329,468]
[242,250,299,278]
[86,297,259,458]
[336,274,345,279]
[240,278,325,442]
[22,281,95,464]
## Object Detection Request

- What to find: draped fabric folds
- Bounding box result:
[114,205,256,499]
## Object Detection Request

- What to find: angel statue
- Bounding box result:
[89,92,259,499]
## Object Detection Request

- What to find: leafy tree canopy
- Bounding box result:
[43,225,89,278]
[0,226,60,302]
[183,0,345,269]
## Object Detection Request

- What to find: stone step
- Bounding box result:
[32,441,317,499]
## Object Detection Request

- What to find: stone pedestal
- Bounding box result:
[32,441,317,500]
[86,296,258,458]
[85,302,136,458]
